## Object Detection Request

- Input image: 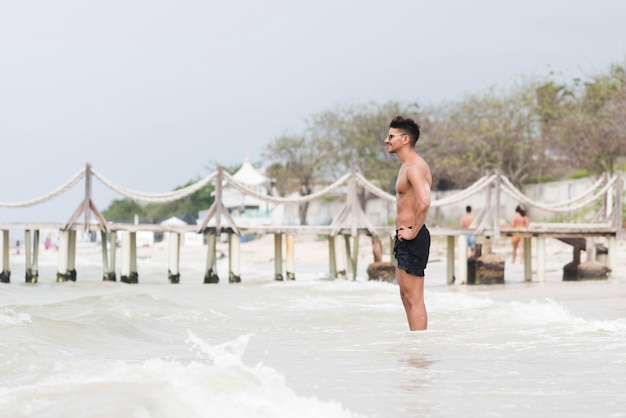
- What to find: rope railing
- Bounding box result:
[222,171,352,204]
[92,169,218,203]
[353,173,496,207]
[500,175,617,213]
[0,168,85,208]
[430,175,496,207]
[0,164,621,232]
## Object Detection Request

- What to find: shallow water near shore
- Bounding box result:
[1,240,626,417]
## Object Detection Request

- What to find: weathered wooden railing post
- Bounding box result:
[84,163,92,227]
[607,171,623,275]
[120,231,138,283]
[25,229,40,283]
[328,235,337,278]
[446,235,455,284]
[616,171,623,240]
[456,234,466,284]
[344,234,359,281]
[274,233,284,281]
[494,170,501,240]
[168,232,181,283]
[0,230,10,283]
[285,233,295,280]
[68,229,77,281]
[523,237,532,282]
[332,235,346,279]
[204,232,219,283]
[101,231,117,281]
[228,232,241,283]
[536,236,545,282]
[56,230,73,282]
[198,166,241,283]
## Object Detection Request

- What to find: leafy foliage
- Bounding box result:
[102,179,215,223]
[103,57,626,224]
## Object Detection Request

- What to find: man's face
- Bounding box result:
[384,129,407,154]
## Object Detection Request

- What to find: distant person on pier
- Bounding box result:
[385,116,431,331]
[511,204,529,263]
[459,205,477,257]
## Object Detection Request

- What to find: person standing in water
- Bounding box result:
[385,116,432,331]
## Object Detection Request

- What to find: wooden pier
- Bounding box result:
[0,221,619,285]
[0,164,622,285]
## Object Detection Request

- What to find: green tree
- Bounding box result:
[532,80,574,181]
[556,63,626,175]
[143,179,215,222]
[424,81,541,189]
[263,133,328,225]
[102,178,215,223]
[102,198,146,222]
[308,101,419,193]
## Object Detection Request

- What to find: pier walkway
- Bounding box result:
[0,164,622,284]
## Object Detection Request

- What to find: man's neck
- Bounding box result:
[397,147,416,164]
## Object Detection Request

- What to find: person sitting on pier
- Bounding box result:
[511,204,529,263]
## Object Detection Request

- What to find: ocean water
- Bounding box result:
[1,244,626,418]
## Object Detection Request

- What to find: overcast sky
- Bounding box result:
[1,0,625,222]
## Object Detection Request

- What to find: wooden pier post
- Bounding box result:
[274,233,283,281]
[344,234,359,281]
[25,230,40,283]
[536,236,545,282]
[68,229,77,281]
[523,237,532,282]
[56,230,73,282]
[285,233,295,280]
[447,235,455,285]
[121,231,130,282]
[456,235,467,284]
[101,231,117,281]
[1,230,10,283]
[228,233,241,283]
[608,235,617,276]
[328,235,337,278]
[204,232,219,283]
[333,235,346,280]
[168,232,181,283]
[120,231,138,283]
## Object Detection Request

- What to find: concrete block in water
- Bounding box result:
[475,253,505,285]
[367,262,396,283]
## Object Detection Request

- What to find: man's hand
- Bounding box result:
[397,225,417,241]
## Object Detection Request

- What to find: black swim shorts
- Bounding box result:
[393,225,430,277]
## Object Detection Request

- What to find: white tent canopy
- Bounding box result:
[222,158,273,210]
[232,157,272,187]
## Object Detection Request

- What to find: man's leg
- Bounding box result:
[397,268,427,331]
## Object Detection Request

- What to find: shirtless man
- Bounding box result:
[384,116,432,331]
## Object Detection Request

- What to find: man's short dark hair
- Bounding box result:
[466,205,472,213]
[389,116,420,146]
